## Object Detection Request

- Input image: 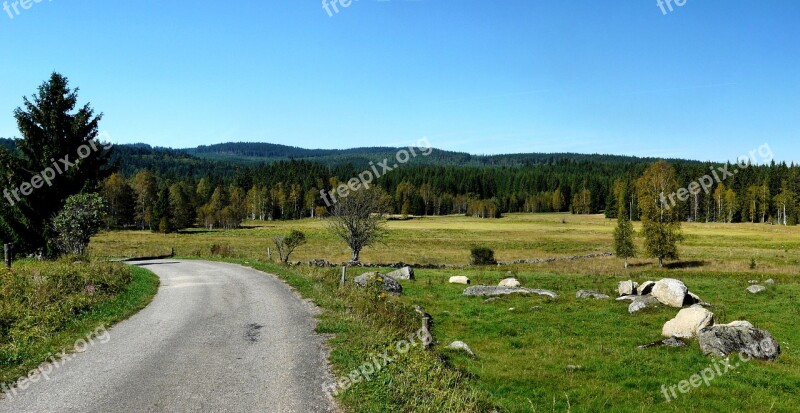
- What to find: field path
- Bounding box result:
[0,260,336,413]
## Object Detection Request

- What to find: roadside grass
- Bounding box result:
[0,260,159,389]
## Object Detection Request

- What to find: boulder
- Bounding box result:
[354,272,403,295]
[576,290,610,299]
[765,279,776,285]
[447,341,475,356]
[662,306,715,338]
[698,323,781,360]
[618,280,639,296]
[652,278,688,308]
[499,278,521,288]
[464,286,558,299]
[747,285,766,294]
[616,295,638,302]
[629,295,660,314]
[387,266,415,280]
[449,276,471,285]
[638,281,656,296]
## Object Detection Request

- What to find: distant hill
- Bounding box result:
[178,141,687,167]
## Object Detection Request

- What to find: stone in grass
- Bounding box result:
[447,341,475,356]
[629,296,660,314]
[618,280,639,296]
[616,295,638,302]
[698,322,781,361]
[637,336,688,349]
[576,290,610,299]
[449,276,471,285]
[354,272,403,295]
[499,278,521,288]
[651,278,688,308]
[464,286,558,299]
[662,306,715,339]
[386,266,415,280]
[747,285,766,294]
[765,279,776,285]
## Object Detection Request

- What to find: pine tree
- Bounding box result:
[637,161,683,267]
[613,187,636,268]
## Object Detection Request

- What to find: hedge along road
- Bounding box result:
[0,260,336,413]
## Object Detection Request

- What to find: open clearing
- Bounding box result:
[91,213,800,412]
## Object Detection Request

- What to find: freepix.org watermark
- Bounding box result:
[660,143,773,210]
[323,326,433,397]
[319,137,433,207]
[3,134,112,207]
[3,0,52,20]
[1,324,110,399]
[322,0,358,17]
[657,0,687,16]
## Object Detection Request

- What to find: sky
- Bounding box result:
[0,0,798,163]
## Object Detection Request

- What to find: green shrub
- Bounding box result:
[470,246,497,265]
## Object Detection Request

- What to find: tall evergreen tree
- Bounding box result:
[637,161,683,267]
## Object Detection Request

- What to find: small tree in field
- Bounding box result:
[613,183,636,268]
[637,161,683,267]
[273,230,307,264]
[327,187,390,263]
[53,193,106,256]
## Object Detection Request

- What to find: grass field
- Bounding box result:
[89,213,800,412]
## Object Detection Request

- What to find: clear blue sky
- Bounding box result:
[0,0,798,162]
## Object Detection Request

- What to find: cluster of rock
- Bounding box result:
[613,278,782,361]
[747,279,774,294]
[616,278,705,314]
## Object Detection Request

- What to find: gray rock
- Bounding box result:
[684,292,702,306]
[354,272,403,295]
[386,266,415,280]
[638,281,656,296]
[652,278,689,308]
[616,295,638,302]
[765,279,775,285]
[748,280,759,284]
[629,295,660,314]
[637,336,688,349]
[618,280,639,296]
[447,341,475,356]
[576,290,610,299]
[698,323,781,360]
[747,285,766,294]
[464,286,558,299]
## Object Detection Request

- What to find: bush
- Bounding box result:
[52,193,107,256]
[272,230,307,263]
[470,246,497,265]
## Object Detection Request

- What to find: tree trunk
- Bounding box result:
[624,257,628,269]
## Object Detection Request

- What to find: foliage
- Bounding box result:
[52,193,107,256]
[637,161,684,266]
[613,183,636,267]
[272,230,307,263]
[0,74,112,254]
[470,246,497,265]
[326,188,390,262]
